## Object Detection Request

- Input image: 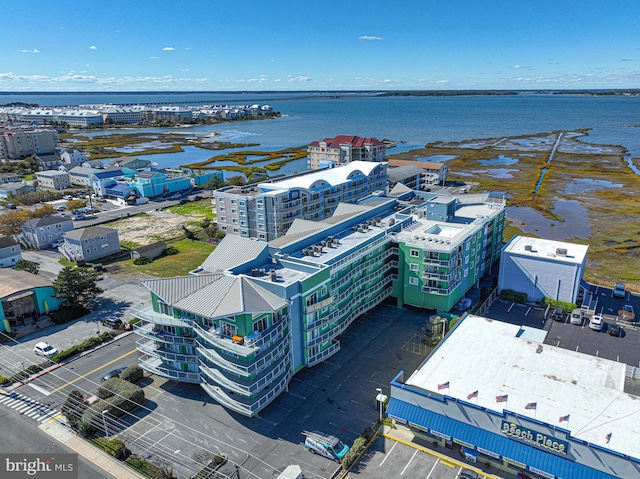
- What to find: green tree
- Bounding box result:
[31,204,55,218]
[227,176,246,187]
[14,259,39,275]
[53,266,104,307]
[66,199,86,211]
[0,210,31,237]
[204,176,225,191]
[61,389,87,431]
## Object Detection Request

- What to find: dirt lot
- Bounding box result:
[111,209,200,245]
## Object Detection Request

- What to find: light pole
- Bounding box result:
[173,450,181,479]
[376,388,383,421]
[101,409,110,439]
[21,362,25,384]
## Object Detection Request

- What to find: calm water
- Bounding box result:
[3,92,639,173]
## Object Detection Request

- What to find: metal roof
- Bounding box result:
[63,226,118,241]
[200,236,268,273]
[387,399,619,479]
[387,164,425,183]
[143,274,224,306]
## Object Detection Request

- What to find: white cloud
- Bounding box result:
[0,72,209,88]
[150,57,159,60]
[512,65,521,69]
[359,35,383,41]
[89,45,97,50]
[288,75,312,83]
[436,80,449,84]
[21,49,40,54]
[163,47,175,51]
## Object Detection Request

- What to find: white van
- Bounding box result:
[570,308,583,325]
[303,431,349,461]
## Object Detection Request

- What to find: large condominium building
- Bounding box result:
[213,161,388,241]
[133,193,505,416]
[0,127,59,161]
[307,135,387,170]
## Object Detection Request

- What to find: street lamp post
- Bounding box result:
[173,450,181,479]
[101,409,110,439]
[376,388,383,421]
[21,362,25,384]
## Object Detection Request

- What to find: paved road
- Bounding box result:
[0,396,114,479]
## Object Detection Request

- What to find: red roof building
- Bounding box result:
[307,135,387,169]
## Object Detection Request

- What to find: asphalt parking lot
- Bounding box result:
[347,434,493,479]
[103,303,433,479]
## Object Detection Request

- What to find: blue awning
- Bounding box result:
[386,398,618,479]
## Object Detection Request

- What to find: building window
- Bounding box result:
[259,233,265,239]
[409,264,419,272]
[220,216,226,222]
[219,207,225,212]
[257,214,264,220]
[220,322,236,337]
[410,249,419,258]
[409,277,418,286]
[253,317,268,333]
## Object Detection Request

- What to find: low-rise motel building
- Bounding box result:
[386,314,640,479]
[133,193,505,416]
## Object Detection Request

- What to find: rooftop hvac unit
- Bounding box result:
[389,218,395,226]
[328,236,334,242]
[302,248,309,256]
[270,270,278,282]
[556,248,568,256]
[352,226,358,232]
[251,268,259,277]
[524,245,532,251]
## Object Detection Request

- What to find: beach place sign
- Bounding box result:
[501,421,569,454]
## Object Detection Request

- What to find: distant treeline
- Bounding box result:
[379,89,640,97]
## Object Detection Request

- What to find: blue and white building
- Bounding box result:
[386,314,638,479]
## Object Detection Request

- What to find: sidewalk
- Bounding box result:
[40,419,147,479]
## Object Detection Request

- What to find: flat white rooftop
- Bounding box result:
[407,314,640,458]
[504,235,588,264]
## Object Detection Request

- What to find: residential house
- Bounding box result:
[90,168,136,197]
[82,159,105,169]
[0,236,22,268]
[307,135,387,170]
[0,269,63,336]
[133,194,505,416]
[130,170,191,198]
[0,173,22,184]
[68,166,102,187]
[35,153,62,171]
[387,164,426,191]
[61,226,120,263]
[109,157,152,171]
[22,216,74,249]
[498,235,588,304]
[60,149,87,166]
[0,183,28,199]
[36,170,71,190]
[213,161,388,241]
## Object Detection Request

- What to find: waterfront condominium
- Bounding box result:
[133,192,505,416]
[307,134,388,170]
[212,161,388,241]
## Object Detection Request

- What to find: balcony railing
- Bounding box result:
[136,338,198,364]
[139,355,201,383]
[131,304,191,328]
[133,321,196,346]
[200,368,293,417]
[307,340,340,367]
[192,322,259,357]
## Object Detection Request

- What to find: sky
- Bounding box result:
[2,0,640,92]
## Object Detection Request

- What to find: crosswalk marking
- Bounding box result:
[0,392,59,423]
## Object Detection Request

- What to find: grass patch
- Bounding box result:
[164,199,214,218]
[118,239,214,277]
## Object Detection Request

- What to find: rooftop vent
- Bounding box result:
[556,248,568,256]
[524,245,532,251]
[270,270,278,282]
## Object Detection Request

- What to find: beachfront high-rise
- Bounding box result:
[212,161,388,241]
[133,193,505,416]
[307,135,387,170]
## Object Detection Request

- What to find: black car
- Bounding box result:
[101,316,123,329]
[101,368,124,382]
[607,324,621,337]
[551,307,565,321]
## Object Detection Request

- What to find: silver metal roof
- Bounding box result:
[200,236,268,272]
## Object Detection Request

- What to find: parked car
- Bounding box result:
[101,368,125,382]
[73,214,87,221]
[613,284,626,298]
[5,203,16,209]
[589,315,603,331]
[551,307,565,321]
[54,205,67,211]
[460,469,479,479]
[101,316,123,329]
[570,308,583,325]
[34,342,58,358]
[607,323,621,336]
[624,304,634,314]
[455,298,472,311]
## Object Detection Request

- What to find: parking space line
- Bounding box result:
[425,459,439,478]
[378,441,397,466]
[525,307,531,316]
[400,449,418,475]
